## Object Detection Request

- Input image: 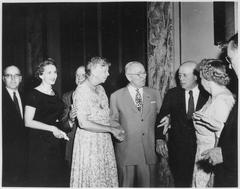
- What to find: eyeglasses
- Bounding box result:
[4,74,22,79]
[225,56,232,68]
[127,72,147,77]
[76,74,86,78]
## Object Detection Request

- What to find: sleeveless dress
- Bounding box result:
[70,83,118,187]
[192,91,235,187]
[25,89,68,187]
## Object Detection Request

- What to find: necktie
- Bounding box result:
[13,92,21,118]
[135,88,142,112]
[187,90,194,119]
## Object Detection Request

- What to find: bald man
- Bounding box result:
[110,61,162,187]
[2,65,28,186]
[155,61,209,187]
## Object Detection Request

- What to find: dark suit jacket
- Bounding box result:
[2,86,28,186]
[156,86,209,140]
[155,86,209,186]
[214,101,238,187]
[61,90,77,166]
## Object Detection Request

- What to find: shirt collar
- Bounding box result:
[128,84,143,92]
[185,85,199,95]
[6,87,19,96]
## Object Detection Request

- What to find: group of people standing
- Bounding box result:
[2,33,238,187]
[156,33,238,187]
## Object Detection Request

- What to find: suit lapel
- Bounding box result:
[196,89,208,111]
[3,87,23,119]
[142,88,151,118]
[179,89,187,117]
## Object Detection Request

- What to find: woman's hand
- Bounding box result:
[111,126,125,142]
[193,112,222,131]
[69,105,78,122]
[52,127,69,141]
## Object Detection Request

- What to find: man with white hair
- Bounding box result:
[110,61,161,187]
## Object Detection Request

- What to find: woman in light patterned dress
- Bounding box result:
[192,59,235,187]
[70,57,125,187]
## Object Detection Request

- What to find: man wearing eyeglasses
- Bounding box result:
[200,33,238,187]
[110,61,162,187]
[2,65,28,186]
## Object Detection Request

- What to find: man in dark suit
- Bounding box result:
[155,61,209,187]
[201,33,238,187]
[2,65,28,186]
[110,61,162,187]
[61,66,85,168]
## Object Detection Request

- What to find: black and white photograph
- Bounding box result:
[1,0,238,187]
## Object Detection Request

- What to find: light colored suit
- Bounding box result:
[110,86,161,187]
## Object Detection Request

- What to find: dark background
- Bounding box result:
[2,2,237,96]
[2,2,147,96]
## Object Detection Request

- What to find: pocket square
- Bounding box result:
[150,101,156,104]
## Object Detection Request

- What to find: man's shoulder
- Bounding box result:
[198,85,209,97]
[144,86,158,92]
[143,87,160,96]
[166,86,183,95]
[111,87,127,96]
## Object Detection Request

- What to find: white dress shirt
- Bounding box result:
[185,85,200,113]
[127,84,143,106]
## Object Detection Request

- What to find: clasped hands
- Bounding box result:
[111,126,125,142]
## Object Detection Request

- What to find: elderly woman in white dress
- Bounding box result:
[70,57,124,187]
[192,59,235,187]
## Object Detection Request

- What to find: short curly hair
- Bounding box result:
[85,56,111,77]
[199,59,230,86]
[35,58,56,79]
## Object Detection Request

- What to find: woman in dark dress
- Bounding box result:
[24,58,69,187]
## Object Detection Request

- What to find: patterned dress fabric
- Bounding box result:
[70,82,118,187]
[192,92,235,187]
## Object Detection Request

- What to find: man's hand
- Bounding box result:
[156,139,168,158]
[201,147,223,166]
[69,105,77,122]
[157,114,170,135]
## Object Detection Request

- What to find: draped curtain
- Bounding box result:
[147,2,175,187]
[147,2,176,100]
